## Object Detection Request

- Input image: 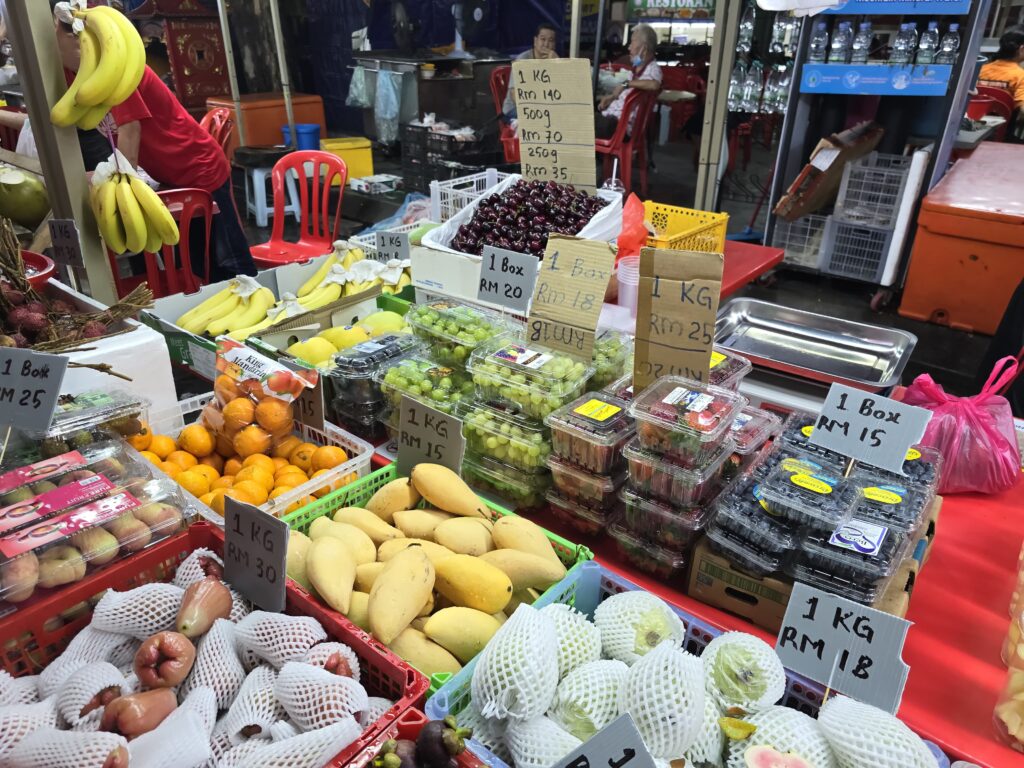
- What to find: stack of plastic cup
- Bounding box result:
[617,256,640,316]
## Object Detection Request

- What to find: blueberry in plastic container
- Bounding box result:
[787,558,886,605]
[327,333,424,407]
[847,473,930,533]
[705,524,785,578]
[712,478,798,557]
[759,461,861,530]
[777,411,848,468]
[798,517,908,584]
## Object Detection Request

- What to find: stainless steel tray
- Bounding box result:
[715,298,917,392]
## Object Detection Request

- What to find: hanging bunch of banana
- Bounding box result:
[91,171,179,254]
[50,5,146,130]
[174,279,277,337]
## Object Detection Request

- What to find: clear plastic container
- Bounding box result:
[629,376,747,468]
[376,354,476,415]
[867,445,944,492]
[708,349,753,391]
[602,372,635,402]
[588,330,634,391]
[846,470,931,534]
[776,410,847,469]
[333,405,390,443]
[407,300,521,367]
[706,524,786,578]
[786,557,888,605]
[797,517,909,584]
[547,456,626,511]
[608,519,690,581]
[0,477,193,606]
[468,338,594,420]
[712,476,799,557]
[461,451,550,509]
[545,393,634,474]
[326,333,424,407]
[619,486,712,551]
[623,436,732,507]
[458,400,550,474]
[724,406,783,480]
[759,460,861,530]
[0,442,133,502]
[44,389,151,439]
[547,489,620,536]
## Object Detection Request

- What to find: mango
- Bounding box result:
[492,516,562,568]
[377,538,456,566]
[309,517,376,565]
[388,628,462,678]
[307,537,356,614]
[434,554,512,614]
[366,478,421,523]
[410,464,488,518]
[479,549,565,592]
[332,507,403,545]
[424,607,503,663]
[433,517,494,556]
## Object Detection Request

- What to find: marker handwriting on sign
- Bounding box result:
[396,396,466,476]
[400,404,449,462]
[565,749,637,768]
[227,513,279,584]
[0,348,69,430]
[778,593,874,679]
[528,318,591,354]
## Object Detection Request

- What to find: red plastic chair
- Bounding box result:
[199,107,234,155]
[489,66,520,163]
[975,85,1016,141]
[596,89,658,197]
[250,151,347,268]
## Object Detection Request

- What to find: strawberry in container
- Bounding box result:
[618,487,712,552]
[545,489,620,536]
[623,436,732,507]
[628,377,746,469]
[546,456,625,511]
[722,406,783,482]
[608,518,690,581]
[544,394,634,475]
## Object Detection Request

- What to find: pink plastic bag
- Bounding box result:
[902,356,1021,495]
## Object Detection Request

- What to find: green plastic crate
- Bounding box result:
[375,286,415,317]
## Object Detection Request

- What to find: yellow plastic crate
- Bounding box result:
[321,137,374,185]
[644,200,728,253]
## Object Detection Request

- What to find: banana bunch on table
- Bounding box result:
[175,278,276,337]
[50,5,146,130]
[91,171,179,254]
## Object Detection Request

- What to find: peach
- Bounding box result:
[38,545,87,587]
[0,551,39,602]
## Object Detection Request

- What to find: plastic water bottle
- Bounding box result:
[770,14,786,55]
[808,21,829,63]
[738,3,756,54]
[741,59,764,112]
[917,21,939,64]
[936,23,960,65]
[851,21,872,64]
[829,21,853,63]
[775,65,791,111]
[891,24,912,65]
[728,61,746,112]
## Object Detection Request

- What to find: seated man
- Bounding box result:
[978,27,1024,112]
[502,23,558,129]
[595,23,662,139]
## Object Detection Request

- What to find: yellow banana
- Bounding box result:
[298,282,342,309]
[341,246,365,270]
[175,284,234,327]
[344,280,376,297]
[50,27,99,126]
[93,6,145,105]
[76,103,111,131]
[142,214,163,254]
[129,176,179,245]
[114,174,147,253]
[211,287,275,335]
[397,272,412,290]
[74,9,126,107]
[93,178,127,254]
[297,253,338,297]
[227,315,276,342]
[182,293,240,334]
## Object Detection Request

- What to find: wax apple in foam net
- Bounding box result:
[134,631,196,688]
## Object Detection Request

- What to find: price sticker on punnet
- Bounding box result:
[396,394,466,477]
[223,495,288,612]
[0,347,68,432]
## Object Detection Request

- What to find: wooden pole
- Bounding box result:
[4,0,118,304]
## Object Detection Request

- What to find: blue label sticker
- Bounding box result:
[830,519,890,557]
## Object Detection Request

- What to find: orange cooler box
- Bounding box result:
[899,143,1024,335]
[205,93,326,161]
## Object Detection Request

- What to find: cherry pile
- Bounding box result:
[451,179,608,257]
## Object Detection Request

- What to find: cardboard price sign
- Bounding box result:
[633,247,723,391]
[49,219,84,268]
[477,245,538,314]
[223,496,289,612]
[552,714,657,768]
[396,395,466,477]
[375,231,410,263]
[0,348,69,431]
[527,235,615,359]
[810,384,931,474]
[512,58,596,190]
[776,582,911,713]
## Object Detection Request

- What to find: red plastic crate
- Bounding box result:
[0,522,430,768]
[347,708,486,768]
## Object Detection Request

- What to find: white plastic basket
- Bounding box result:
[771,214,828,270]
[834,152,912,230]
[146,393,374,524]
[350,221,423,260]
[429,169,513,223]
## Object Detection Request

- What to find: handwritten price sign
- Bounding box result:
[374,231,410,263]
[0,348,68,431]
[478,245,538,314]
[397,396,466,476]
[224,496,288,612]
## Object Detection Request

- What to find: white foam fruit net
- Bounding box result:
[222,665,286,744]
[619,642,706,759]
[222,717,363,768]
[0,670,39,705]
[3,726,128,768]
[69,709,103,732]
[178,685,218,736]
[107,636,140,673]
[538,604,602,679]
[274,661,369,731]
[455,700,512,765]
[181,618,246,710]
[38,628,133,697]
[206,719,236,766]
[172,549,224,589]
[128,708,213,768]
[684,695,726,768]
[471,605,559,721]
[361,696,394,727]
[818,694,935,768]
[701,632,786,714]
[725,706,838,768]
[548,659,628,741]
[0,698,61,760]
[56,661,126,726]
[506,716,583,768]
[235,612,327,669]
[593,592,686,665]
[302,641,361,682]
[270,720,300,742]
[91,583,184,639]
[229,587,253,623]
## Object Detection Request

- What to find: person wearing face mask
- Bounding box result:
[595,24,662,139]
[502,23,559,126]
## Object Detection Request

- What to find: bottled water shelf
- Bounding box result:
[824,0,970,14]
[799,63,953,96]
